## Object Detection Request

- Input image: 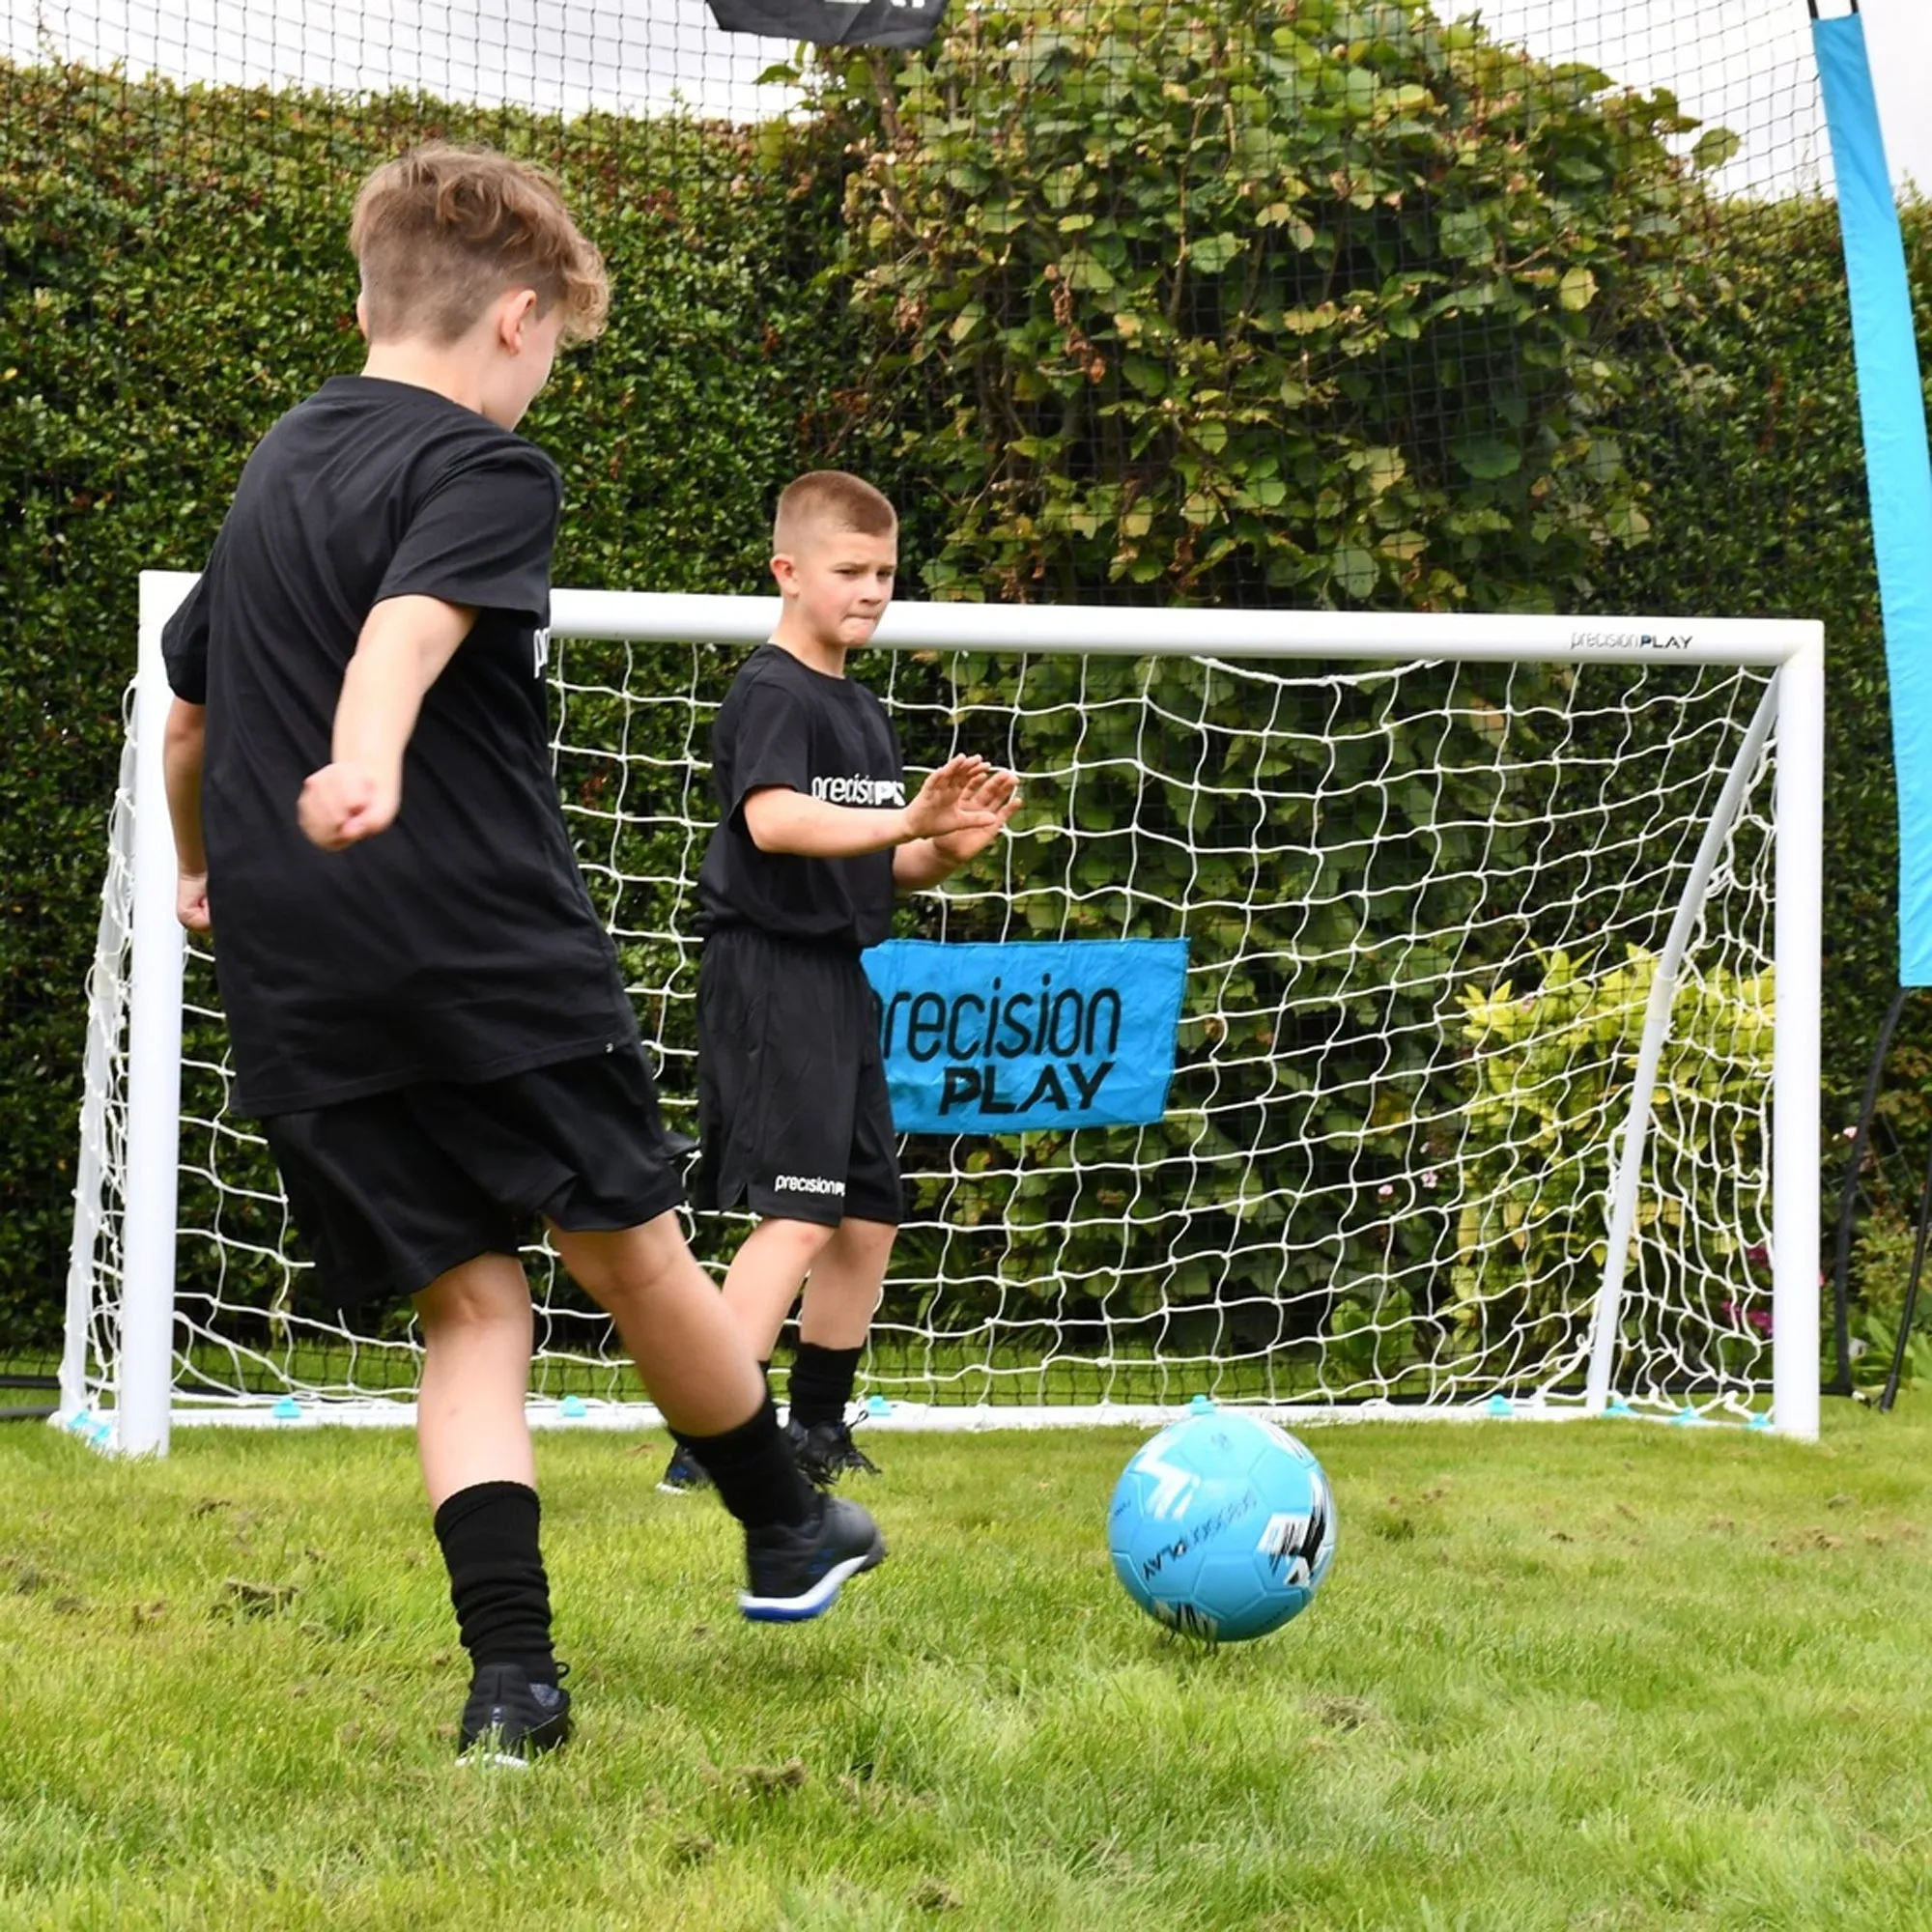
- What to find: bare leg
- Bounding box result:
[553,1217,885,1620]
[788,1218,897,1471]
[414,1251,536,1511]
[415,1252,563,1744]
[797,1217,896,1348]
[549,1211,767,1435]
[718,1216,838,1359]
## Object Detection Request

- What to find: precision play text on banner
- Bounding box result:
[862,939,1188,1134]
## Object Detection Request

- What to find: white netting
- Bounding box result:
[66,604,1791,1426]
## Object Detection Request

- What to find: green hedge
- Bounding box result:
[4,44,1929,1353]
[811,0,1719,610]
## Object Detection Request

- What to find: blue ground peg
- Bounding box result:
[864,1394,894,1417]
[1671,1403,1703,1428]
[1605,1396,1636,1419]
[270,1395,301,1421]
[560,1395,588,1420]
[1747,1409,1775,1433]
[1485,1393,1515,1418]
[1188,1393,1218,1414]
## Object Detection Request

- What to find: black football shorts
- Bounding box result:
[260,1044,686,1310]
[694,927,903,1229]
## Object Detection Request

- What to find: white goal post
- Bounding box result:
[61,571,1823,1453]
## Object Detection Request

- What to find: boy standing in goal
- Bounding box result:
[661,471,1018,1495]
[158,147,880,1766]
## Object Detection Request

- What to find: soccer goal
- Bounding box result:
[59,573,1822,1452]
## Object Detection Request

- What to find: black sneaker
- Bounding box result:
[740,1493,887,1624]
[795,1419,881,1488]
[457,1662,571,1767]
[658,1440,713,1496]
[781,1414,824,1485]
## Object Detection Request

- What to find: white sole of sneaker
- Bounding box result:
[737,1537,886,1624]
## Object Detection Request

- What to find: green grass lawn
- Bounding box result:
[4,1403,1932,1931]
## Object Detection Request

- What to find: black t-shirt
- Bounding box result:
[696,644,904,950]
[162,375,637,1116]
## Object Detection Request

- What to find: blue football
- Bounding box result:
[1109,1412,1337,1642]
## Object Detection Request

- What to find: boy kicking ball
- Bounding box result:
[160,148,880,1766]
[661,471,1019,1496]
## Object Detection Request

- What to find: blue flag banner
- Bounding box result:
[862,938,1189,1134]
[1815,14,1932,984]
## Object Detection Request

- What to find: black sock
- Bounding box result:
[668,1362,769,1467]
[432,1481,556,1685]
[789,1343,863,1431]
[675,1393,811,1530]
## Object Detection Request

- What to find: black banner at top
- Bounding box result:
[707,0,947,49]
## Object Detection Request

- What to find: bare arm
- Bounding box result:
[298,594,476,851]
[743,788,917,858]
[742,753,1008,860]
[164,697,212,933]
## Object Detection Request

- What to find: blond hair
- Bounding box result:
[351,144,609,348]
[773,470,898,555]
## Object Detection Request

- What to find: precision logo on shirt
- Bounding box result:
[811,773,906,807]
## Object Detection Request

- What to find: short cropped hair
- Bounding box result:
[773,470,898,555]
[351,144,609,348]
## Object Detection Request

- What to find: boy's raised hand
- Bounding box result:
[929,764,1022,863]
[901,754,989,840]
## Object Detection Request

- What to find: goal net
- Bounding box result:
[61,582,1822,1446]
[19,0,1837,1444]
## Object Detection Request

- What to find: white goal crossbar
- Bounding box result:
[61,573,1823,1452]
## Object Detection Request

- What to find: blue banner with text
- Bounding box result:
[863,938,1188,1134]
